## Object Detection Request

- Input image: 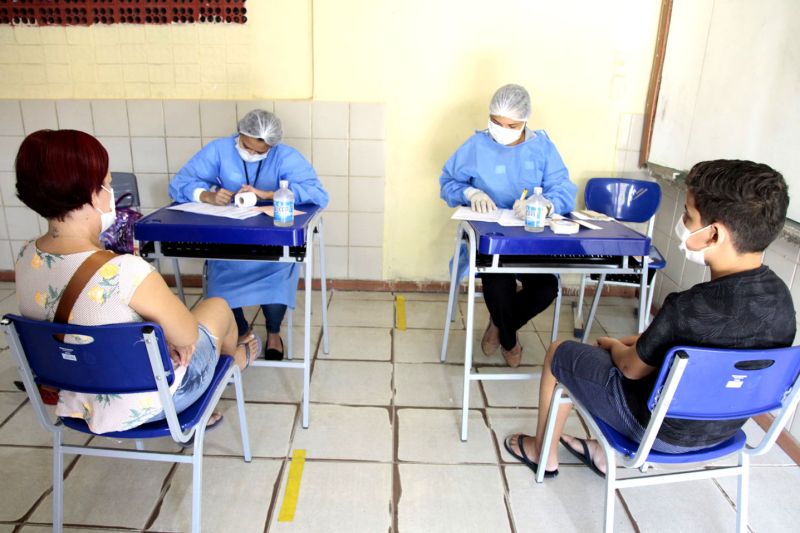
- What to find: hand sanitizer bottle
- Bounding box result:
[274,180,294,227]
[525,187,546,233]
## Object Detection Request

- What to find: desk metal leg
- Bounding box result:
[301,231,313,429]
[637,263,649,333]
[441,228,463,363]
[582,274,605,343]
[461,223,477,441]
[172,258,186,304]
[286,308,293,361]
[317,218,330,355]
[551,277,562,344]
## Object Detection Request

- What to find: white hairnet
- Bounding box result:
[489,84,531,121]
[237,109,283,146]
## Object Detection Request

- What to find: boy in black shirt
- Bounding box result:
[505,160,795,477]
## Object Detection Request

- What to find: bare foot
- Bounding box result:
[234,334,259,369]
[505,432,559,471]
[561,434,607,474]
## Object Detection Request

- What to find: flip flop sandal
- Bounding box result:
[503,434,559,478]
[238,335,262,368]
[560,437,606,478]
[178,412,224,449]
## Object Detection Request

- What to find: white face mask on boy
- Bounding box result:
[97,185,116,233]
[674,217,719,265]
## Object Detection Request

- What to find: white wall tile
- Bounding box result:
[0,137,23,172]
[20,100,57,133]
[236,100,273,121]
[9,240,28,262]
[349,177,385,213]
[274,100,311,138]
[0,240,13,270]
[350,103,384,140]
[312,139,348,176]
[92,100,129,136]
[136,173,171,209]
[622,150,641,173]
[282,138,312,162]
[0,101,24,135]
[131,137,168,174]
[350,140,384,177]
[200,101,237,138]
[627,114,644,151]
[5,206,40,240]
[166,137,202,173]
[0,172,22,207]
[663,233,685,286]
[766,236,800,263]
[314,244,347,279]
[653,190,677,236]
[0,209,7,240]
[97,136,132,172]
[56,100,93,133]
[318,175,348,212]
[681,260,707,288]
[658,275,679,307]
[615,113,632,150]
[349,213,384,247]
[322,211,348,246]
[127,100,165,137]
[312,102,348,139]
[164,100,200,137]
[348,247,383,280]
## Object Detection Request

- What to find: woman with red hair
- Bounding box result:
[14,129,258,433]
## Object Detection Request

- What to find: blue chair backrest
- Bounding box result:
[584,178,662,223]
[648,345,800,420]
[4,314,174,394]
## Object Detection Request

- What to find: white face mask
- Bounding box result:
[674,217,716,265]
[236,136,268,163]
[97,185,116,234]
[488,119,525,145]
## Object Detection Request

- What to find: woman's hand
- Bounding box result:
[238,184,274,200]
[169,343,196,368]
[200,189,234,205]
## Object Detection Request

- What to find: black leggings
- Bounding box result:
[481,273,558,350]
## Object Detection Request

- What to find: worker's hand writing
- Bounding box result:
[238,184,274,200]
[168,343,195,368]
[201,188,234,205]
[468,190,497,214]
[513,199,527,219]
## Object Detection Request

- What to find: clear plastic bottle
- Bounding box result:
[273,180,295,227]
[524,186,547,233]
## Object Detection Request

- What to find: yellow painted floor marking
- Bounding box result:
[396,295,407,330]
[277,449,306,522]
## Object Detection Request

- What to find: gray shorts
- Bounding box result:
[551,341,705,454]
[145,324,219,423]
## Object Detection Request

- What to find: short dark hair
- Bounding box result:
[15,129,109,220]
[686,159,789,253]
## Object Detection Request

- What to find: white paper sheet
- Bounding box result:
[167,202,262,220]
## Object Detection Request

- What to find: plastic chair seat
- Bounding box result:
[593,416,747,464]
[61,355,234,439]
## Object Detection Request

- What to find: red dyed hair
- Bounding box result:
[15,129,109,220]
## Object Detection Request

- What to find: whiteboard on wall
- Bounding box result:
[649,0,800,221]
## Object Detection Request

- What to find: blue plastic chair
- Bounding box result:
[573,177,666,338]
[537,345,800,532]
[2,314,251,533]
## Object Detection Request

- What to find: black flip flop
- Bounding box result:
[238,335,262,368]
[503,434,559,478]
[264,334,284,361]
[559,437,606,478]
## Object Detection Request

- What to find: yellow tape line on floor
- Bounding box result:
[277,449,306,522]
[396,295,407,330]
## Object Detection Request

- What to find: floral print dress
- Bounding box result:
[15,241,188,434]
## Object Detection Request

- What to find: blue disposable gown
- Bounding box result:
[440,129,577,280]
[169,135,329,309]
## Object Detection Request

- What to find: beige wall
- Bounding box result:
[0,0,661,281]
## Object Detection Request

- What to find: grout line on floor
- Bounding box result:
[142,461,181,530]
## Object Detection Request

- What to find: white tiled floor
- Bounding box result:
[0,288,798,532]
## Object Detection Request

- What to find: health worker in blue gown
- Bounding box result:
[439,84,577,368]
[169,109,329,360]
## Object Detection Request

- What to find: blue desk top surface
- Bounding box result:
[134,203,322,247]
[471,219,650,256]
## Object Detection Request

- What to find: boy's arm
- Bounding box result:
[597,336,656,379]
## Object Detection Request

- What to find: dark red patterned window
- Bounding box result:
[0,1,248,26]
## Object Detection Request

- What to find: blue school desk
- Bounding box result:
[441,219,651,440]
[134,203,329,428]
